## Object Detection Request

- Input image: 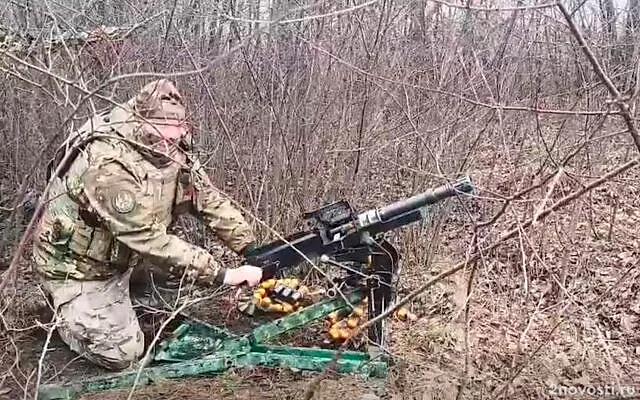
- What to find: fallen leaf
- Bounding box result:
[620,314,637,333]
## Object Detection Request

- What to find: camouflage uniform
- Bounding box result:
[33,80,256,371]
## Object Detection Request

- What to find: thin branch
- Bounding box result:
[33,318,58,400]
[223,0,380,24]
[429,0,557,11]
[532,167,564,224]
[477,172,556,227]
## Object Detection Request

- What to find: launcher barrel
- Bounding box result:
[378,176,473,221]
[355,176,474,229]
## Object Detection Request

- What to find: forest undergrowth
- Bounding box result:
[2,0,640,399]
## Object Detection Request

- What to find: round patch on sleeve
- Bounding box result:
[111,190,136,214]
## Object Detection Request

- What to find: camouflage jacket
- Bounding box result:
[33,105,256,285]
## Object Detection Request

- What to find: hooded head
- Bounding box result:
[108,79,191,148]
[134,79,190,142]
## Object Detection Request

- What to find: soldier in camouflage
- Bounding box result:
[32,79,263,371]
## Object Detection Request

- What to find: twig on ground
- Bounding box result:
[33,316,58,399]
[532,167,564,225]
[455,230,480,400]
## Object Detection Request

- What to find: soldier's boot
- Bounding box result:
[129,265,197,311]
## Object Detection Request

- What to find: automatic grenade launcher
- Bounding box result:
[243,175,475,346]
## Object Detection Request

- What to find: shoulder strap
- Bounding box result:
[46,111,114,181]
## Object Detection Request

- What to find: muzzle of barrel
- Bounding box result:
[377,175,474,221]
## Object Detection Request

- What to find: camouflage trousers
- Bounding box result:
[42,269,145,371]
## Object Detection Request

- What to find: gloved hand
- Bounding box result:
[223,265,263,287]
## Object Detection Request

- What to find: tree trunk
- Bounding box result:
[599,0,618,62]
[625,0,640,61]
